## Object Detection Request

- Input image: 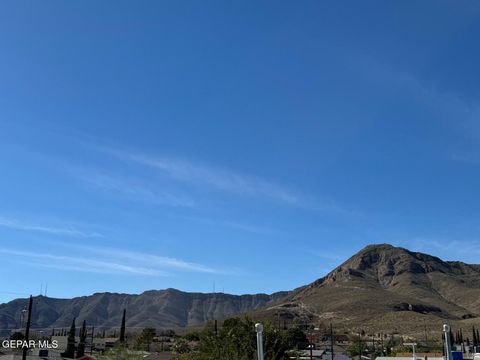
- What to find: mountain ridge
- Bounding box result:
[2,244,480,336]
[252,243,480,335]
[0,288,289,335]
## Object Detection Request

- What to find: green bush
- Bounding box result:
[174,317,308,360]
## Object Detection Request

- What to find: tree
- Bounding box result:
[174,317,308,360]
[62,318,76,359]
[173,338,192,354]
[134,327,156,351]
[161,329,176,337]
[184,331,201,341]
[10,332,25,341]
[120,309,126,343]
[77,320,87,358]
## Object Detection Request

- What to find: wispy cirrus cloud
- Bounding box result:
[71,167,195,208]
[306,249,347,263]
[359,55,480,121]
[397,237,480,264]
[0,216,102,238]
[71,142,355,214]
[79,245,221,274]
[178,215,276,235]
[122,152,301,205]
[0,249,166,276]
[358,55,480,154]
[50,242,229,275]
[1,241,231,276]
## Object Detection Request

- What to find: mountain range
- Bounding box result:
[1,244,480,336]
[252,244,480,336]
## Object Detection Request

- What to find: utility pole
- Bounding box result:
[358,332,362,359]
[90,326,95,354]
[119,309,126,343]
[424,320,428,350]
[330,323,334,360]
[22,295,33,360]
[372,334,375,355]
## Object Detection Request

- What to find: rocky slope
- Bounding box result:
[0,288,287,335]
[253,244,480,335]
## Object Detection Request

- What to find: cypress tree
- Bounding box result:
[63,318,76,359]
[476,329,480,346]
[120,309,126,343]
[76,320,86,358]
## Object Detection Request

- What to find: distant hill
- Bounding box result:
[0,289,287,335]
[2,244,480,336]
[251,244,480,336]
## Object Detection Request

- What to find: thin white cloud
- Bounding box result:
[71,167,195,208]
[0,249,166,276]
[106,149,301,205]
[0,216,102,238]
[66,244,224,274]
[306,249,346,263]
[78,143,355,214]
[398,237,480,264]
[178,215,275,235]
[358,55,480,143]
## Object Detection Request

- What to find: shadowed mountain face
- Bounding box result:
[255,244,480,335]
[0,289,287,335]
[2,244,480,336]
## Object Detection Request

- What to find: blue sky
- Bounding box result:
[1,1,480,304]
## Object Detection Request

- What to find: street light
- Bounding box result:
[307,344,314,360]
[255,323,264,360]
[443,324,453,360]
[404,342,417,360]
[21,308,27,332]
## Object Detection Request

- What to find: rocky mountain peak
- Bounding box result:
[305,244,454,290]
